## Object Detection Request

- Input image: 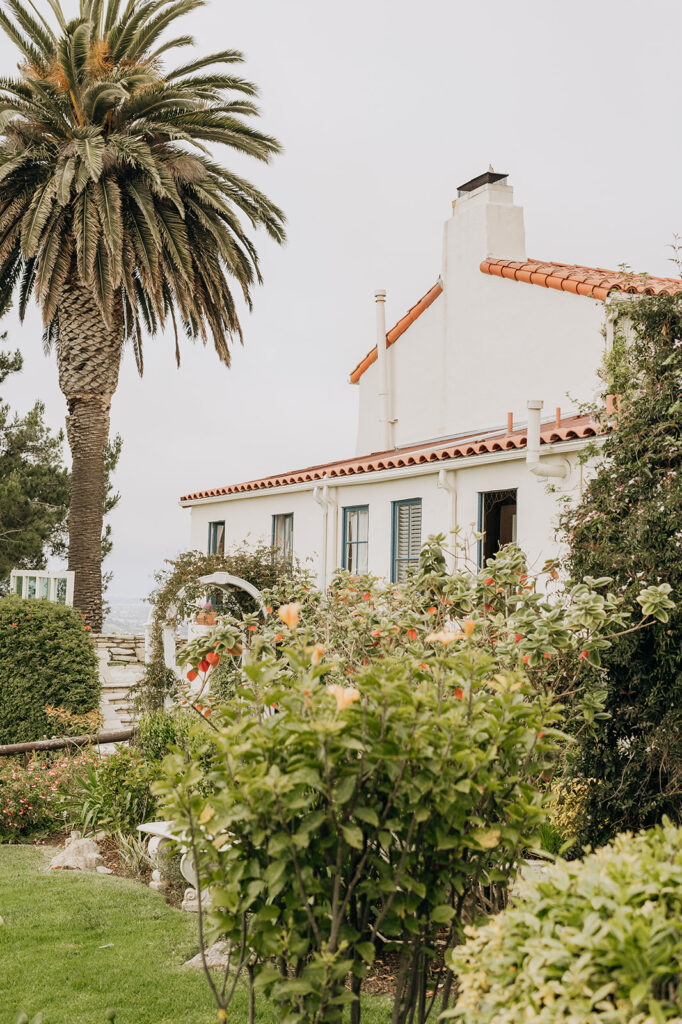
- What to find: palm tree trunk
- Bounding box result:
[57,279,123,632]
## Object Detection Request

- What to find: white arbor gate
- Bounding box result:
[145,572,266,672]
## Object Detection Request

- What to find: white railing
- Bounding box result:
[9,569,75,606]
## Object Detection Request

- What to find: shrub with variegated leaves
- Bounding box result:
[448,819,682,1023]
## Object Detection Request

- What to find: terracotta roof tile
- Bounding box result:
[180,413,601,503]
[481,258,682,300]
[349,281,443,384]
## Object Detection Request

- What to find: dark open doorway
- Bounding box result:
[478,489,517,567]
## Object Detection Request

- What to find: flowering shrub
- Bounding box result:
[159,630,562,1024]
[448,819,682,1023]
[178,537,673,744]
[0,596,99,744]
[0,751,97,838]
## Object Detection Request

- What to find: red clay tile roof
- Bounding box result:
[180,413,601,503]
[349,281,442,384]
[480,258,682,300]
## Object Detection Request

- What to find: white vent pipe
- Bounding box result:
[526,400,570,479]
[374,289,392,450]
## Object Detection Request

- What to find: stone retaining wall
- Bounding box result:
[94,634,147,732]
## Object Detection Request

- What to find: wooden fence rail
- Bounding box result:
[0,728,137,766]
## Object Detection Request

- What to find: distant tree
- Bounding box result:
[0,339,69,584]
[561,291,682,844]
[0,0,285,630]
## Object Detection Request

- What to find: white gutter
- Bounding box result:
[181,436,599,508]
[526,400,571,480]
[374,289,393,450]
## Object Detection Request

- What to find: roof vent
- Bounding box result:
[457,168,509,197]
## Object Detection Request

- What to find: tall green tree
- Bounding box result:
[0,339,69,581]
[0,0,285,629]
[561,292,682,844]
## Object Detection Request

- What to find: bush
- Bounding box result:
[158,637,562,1024]
[68,747,157,834]
[0,597,100,744]
[0,751,97,839]
[449,820,682,1023]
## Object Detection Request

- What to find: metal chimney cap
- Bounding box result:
[457,170,509,197]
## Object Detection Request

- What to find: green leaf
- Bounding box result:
[354,941,376,964]
[342,824,363,850]
[353,806,379,827]
[431,905,456,923]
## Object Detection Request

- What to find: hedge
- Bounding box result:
[0,597,100,744]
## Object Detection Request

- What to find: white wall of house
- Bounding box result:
[355,179,607,454]
[185,443,588,586]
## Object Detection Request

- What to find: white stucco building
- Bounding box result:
[180,171,681,583]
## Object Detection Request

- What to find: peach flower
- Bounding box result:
[328,684,361,711]
[278,602,300,629]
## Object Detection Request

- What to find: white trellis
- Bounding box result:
[145,572,266,672]
[10,569,74,606]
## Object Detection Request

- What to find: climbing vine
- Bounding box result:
[561,290,682,843]
[136,544,307,710]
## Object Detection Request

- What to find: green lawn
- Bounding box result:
[0,846,391,1024]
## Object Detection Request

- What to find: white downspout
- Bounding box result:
[313,482,336,590]
[437,469,458,571]
[526,400,570,479]
[375,289,393,450]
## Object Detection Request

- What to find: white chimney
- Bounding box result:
[444,169,526,270]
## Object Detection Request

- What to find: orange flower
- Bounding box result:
[362,592,371,601]
[454,688,464,700]
[515,634,523,643]
[406,628,418,642]
[523,655,530,664]
[372,629,382,638]
[463,619,475,638]
[278,603,300,629]
[485,578,495,586]
[543,652,551,659]
[427,606,437,615]
[266,605,273,614]
[274,633,283,643]
[426,631,460,645]
[579,650,589,660]
[311,644,325,666]
[248,624,258,633]
[328,684,361,710]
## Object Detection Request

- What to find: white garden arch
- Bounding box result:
[145,571,266,671]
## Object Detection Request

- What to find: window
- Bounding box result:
[272,513,294,561]
[392,499,422,583]
[343,506,369,574]
[478,489,517,567]
[208,521,225,556]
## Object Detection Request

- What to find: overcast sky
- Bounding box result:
[3,0,681,599]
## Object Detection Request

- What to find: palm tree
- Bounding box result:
[0,0,285,630]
